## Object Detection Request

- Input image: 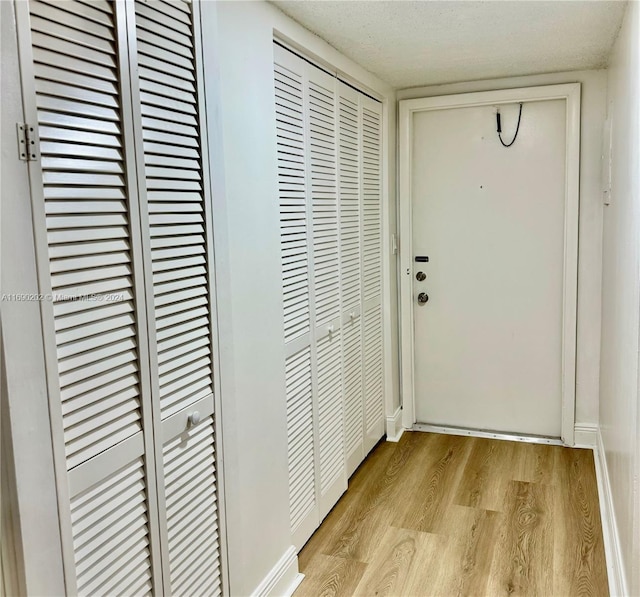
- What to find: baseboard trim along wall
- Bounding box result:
[386,407,404,442]
[593,428,628,597]
[252,546,304,597]
[574,423,598,448]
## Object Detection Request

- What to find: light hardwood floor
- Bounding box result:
[294,432,608,597]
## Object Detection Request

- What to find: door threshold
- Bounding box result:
[412,423,564,446]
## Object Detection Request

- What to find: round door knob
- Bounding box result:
[416,271,426,282]
[328,324,334,334]
[187,411,201,427]
[417,292,429,304]
[349,312,355,319]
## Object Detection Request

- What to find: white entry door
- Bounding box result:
[402,87,579,439]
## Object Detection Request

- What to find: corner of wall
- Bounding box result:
[598,1,640,594]
[386,406,404,442]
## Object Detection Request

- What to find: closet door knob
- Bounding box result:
[349,312,355,319]
[187,411,201,427]
[328,324,334,334]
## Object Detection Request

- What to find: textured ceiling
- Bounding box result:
[270,0,627,88]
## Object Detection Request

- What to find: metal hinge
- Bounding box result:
[16,123,38,161]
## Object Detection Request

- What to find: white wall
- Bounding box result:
[203,2,396,594]
[397,70,608,429]
[599,1,640,594]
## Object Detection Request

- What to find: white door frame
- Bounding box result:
[399,83,581,446]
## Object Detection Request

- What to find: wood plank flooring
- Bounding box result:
[294,432,608,597]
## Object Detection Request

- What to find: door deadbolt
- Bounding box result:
[417,292,429,304]
[416,271,426,282]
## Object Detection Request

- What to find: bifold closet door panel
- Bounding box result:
[361,97,385,453]
[129,0,222,594]
[338,82,364,477]
[307,65,347,518]
[274,45,319,549]
[18,0,162,592]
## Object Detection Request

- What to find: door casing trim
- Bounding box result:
[398,83,581,446]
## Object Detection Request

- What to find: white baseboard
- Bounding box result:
[252,545,304,597]
[574,423,598,448]
[594,428,628,597]
[281,571,305,597]
[386,407,404,442]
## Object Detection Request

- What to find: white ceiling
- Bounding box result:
[271,0,628,89]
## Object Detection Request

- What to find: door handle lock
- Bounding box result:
[416,271,426,281]
[417,292,429,304]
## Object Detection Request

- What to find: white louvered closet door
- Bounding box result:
[361,96,385,453]
[274,44,384,552]
[274,45,319,550]
[306,65,347,520]
[18,1,162,593]
[338,82,364,478]
[17,1,223,594]
[274,45,347,550]
[127,1,222,595]
[338,86,384,475]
